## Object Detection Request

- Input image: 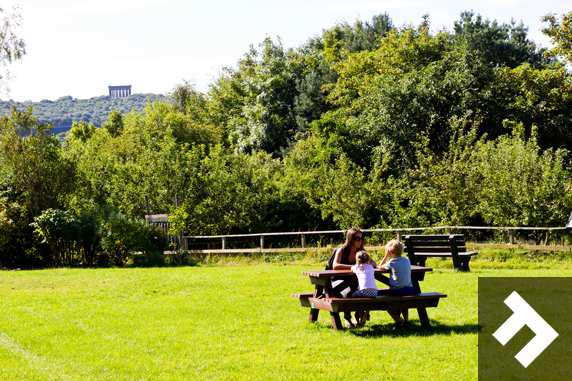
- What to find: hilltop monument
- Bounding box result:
[109,85,132,98]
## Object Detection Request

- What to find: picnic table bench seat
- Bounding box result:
[405,234,478,272]
[292,287,391,304]
[292,292,447,313]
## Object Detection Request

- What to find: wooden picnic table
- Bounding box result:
[293,265,446,330]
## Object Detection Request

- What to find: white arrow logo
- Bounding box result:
[493,291,559,368]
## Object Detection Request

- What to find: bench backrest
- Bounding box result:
[403,234,468,254]
[145,214,184,250]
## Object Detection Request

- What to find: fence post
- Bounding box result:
[175,193,184,251]
[145,195,151,215]
[397,230,402,242]
[447,228,452,234]
[509,229,514,245]
[222,237,227,250]
[301,234,305,248]
[260,235,264,250]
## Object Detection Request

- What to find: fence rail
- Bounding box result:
[181,226,572,254]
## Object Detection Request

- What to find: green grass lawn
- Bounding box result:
[1,263,571,380]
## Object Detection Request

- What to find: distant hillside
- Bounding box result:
[0,93,166,134]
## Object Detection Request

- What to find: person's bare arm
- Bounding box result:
[379,252,390,268]
[332,248,352,270]
[368,257,377,268]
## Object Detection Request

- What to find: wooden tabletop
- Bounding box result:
[301,265,432,278]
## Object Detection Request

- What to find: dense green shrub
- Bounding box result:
[0,199,47,268]
[30,208,81,267]
[78,212,100,266]
[99,212,170,267]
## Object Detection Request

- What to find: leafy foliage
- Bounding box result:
[209,13,395,157]
[542,11,572,64]
[454,11,547,68]
[0,106,76,216]
[98,212,164,267]
[475,123,572,227]
[30,208,81,267]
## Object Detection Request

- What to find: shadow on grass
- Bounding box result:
[347,322,479,338]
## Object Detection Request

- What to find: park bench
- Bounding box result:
[404,234,478,272]
[293,267,446,330]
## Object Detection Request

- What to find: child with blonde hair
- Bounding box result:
[380,239,414,329]
[351,250,378,326]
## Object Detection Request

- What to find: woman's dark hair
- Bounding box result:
[341,227,365,252]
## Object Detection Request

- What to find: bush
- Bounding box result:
[30,208,82,267]
[79,212,100,266]
[99,213,170,267]
[0,200,49,268]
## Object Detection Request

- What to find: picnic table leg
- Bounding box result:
[412,278,431,328]
[308,285,323,323]
[330,312,342,331]
[309,308,320,323]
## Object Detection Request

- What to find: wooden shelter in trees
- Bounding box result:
[144,195,186,250]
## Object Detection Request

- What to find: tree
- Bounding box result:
[322,13,394,64]
[312,12,570,173]
[0,106,76,217]
[102,110,124,137]
[454,11,547,68]
[314,19,455,169]
[64,100,222,218]
[225,37,302,156]
[0,6,26,97]
[208,14,395,157]
[542,11,572,64]
[69,120,96,142]
[504,63,572,151]
[476,122,572,228]
[169,79,209,118]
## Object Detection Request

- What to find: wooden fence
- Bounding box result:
[180,226,572,254]
[144,194,572,254]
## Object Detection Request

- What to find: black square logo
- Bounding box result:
[479,277,572,380]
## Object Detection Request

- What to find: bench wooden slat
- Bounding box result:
[406,247,468,253]
[292,287,391,306]
[307,293,447,313]
[325,292,446,303]
[405,235,464,240]
[404,240,466,247]
[413,251,478,257]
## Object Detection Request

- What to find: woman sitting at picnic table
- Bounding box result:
[332,227,377,328]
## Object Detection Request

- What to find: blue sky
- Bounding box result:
[3,0,572,101]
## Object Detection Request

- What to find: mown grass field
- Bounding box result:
[1,254,571,380]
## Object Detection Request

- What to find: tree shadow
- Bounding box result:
[347,322,479,338]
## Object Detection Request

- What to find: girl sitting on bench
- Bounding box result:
[351,250,378,326]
